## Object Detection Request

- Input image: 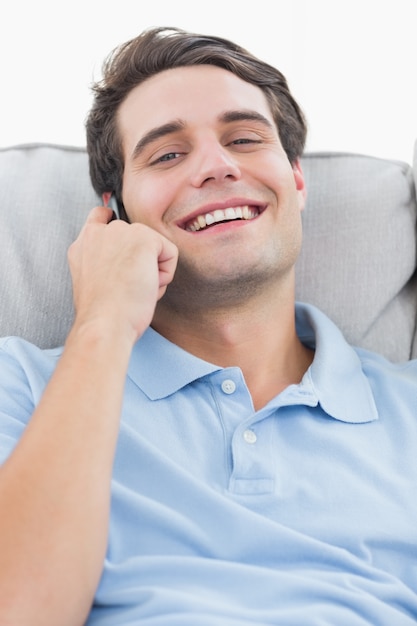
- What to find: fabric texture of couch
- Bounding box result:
[1,142,416,362]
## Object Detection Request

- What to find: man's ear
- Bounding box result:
[292,158,307,211]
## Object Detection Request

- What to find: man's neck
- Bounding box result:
[152,292,314,411]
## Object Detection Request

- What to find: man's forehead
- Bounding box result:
[118,65,274,138]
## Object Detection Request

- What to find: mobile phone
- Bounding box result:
[102,192,120,220]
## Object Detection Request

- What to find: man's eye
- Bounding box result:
[157,152,181,162]
[232,138,261,145]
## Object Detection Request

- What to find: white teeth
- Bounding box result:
[186,205,259,231]
[225,207,236,220]
[197,215,206,229]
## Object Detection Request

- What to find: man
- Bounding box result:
[1,26,417,626]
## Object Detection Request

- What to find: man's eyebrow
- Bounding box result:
[131,120,186,161]
[219,109,275,129]
[130,110,274,161]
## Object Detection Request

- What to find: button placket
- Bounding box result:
[229,421,275,495]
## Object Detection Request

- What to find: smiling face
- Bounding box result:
[118,64,306,311]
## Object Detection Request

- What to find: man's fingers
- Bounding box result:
[157,239,179,288]
[84,205,114,226]
[68,206,113,264]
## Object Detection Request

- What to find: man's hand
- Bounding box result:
[68,206,179,344]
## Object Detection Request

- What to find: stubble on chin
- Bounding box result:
[159,250,296,315]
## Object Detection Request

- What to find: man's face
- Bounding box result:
[118,64,306,308]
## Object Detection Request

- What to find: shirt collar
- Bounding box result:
[295,302,378,423]
[128,303,379,424]
[127,326,221,400]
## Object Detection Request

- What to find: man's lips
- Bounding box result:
[182,204,265,232]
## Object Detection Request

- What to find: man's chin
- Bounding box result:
[160,261,283,313]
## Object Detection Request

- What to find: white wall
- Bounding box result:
[2,0,416,163]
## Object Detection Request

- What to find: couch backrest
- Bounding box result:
[1,142,416,361]
[296,149,417,361]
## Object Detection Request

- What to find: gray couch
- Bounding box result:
[1,142,416,362]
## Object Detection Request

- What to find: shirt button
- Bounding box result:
[243,429,257,444]
[221,379,236,394]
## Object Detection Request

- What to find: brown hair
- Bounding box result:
[86,26,307,211]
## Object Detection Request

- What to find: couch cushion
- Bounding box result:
[1,142,416,361]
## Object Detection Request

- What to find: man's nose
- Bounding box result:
[190,142,241,187]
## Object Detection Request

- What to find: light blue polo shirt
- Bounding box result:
[1,302,417,624]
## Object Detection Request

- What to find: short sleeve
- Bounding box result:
[0,337,59,464]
